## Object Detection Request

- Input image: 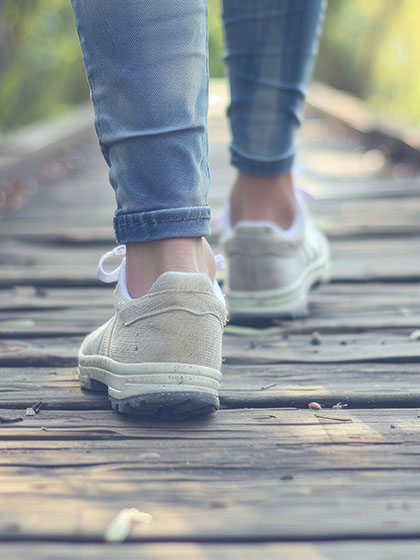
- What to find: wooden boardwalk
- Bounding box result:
[1,92,420,559]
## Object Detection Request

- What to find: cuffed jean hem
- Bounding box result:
[230,149,295,177]
[113,206,212,243]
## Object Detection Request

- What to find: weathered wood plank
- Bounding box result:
[1,364,420,410]
[0,282,419,339]
[0,286,113,312]
[1,236,420,286]
[329,237,420,282]
[0,409,420,540]
[223,330,420,365]
[0,407,418,439]
[1,329,419,369]
[1,480,420,540]
[213,192,420,240]
[1,281,420,337]
[1,282,419,311]
[3,218,420,245]
[0,338,80,367]
[4,194,420,244]
[0,366,108,410]
[0,408,418,462]
[2,542,420,560]
[4,437,420,470]
[1,307,420,338]
[221,362,420,408]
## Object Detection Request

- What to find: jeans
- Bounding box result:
[71,0,327,244]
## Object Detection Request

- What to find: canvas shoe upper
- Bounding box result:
[220,192,330,319]
[79,247,227,418]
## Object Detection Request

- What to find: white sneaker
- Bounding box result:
[78,247,227,418]
[221,193,330,319]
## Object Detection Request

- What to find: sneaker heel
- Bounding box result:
[79,370,107,392]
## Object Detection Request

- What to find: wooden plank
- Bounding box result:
[1,304,420,338]
[1,283,419,338]
[1,235,420,287]
[310,195,420,219]
[2,479,420,540]
[1,409,420,540]
[211,193,420,240]
[0,270,104,289]
[0,311,110,338]
[0,286,113,311]
[221,362,420,408]
[0,544,329,560]
[1,363,420,410]
[4,200,420,243]
[223,330,420,365]
[305,177,420,202]
[0,407,417,438]
[0,367,108,410]
[2,542,420,560]
[311,196,420,239]
[3,219,420,245]
[329,237,420,282]
[2,216,420,260]
[5,436,420,469]
[1,329,419,368]
[1,282,418,311]
[0,303,419,338]
[0,337,80,367]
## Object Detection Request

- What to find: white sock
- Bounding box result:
[118,257,225,304]
[118,258,133,300]
[236,205,302,237]
[280,204,302,237]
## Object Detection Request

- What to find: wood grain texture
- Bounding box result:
[1,364,420,410]
[1,542,420,560]
[0,330,419,369]
[0,408,420,540]
[2,236,420,287]
[1,282,420,338]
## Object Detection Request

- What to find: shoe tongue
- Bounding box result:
[148,271,214,294]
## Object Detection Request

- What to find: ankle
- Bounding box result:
[230,170,297,229]
[125,237,216,298]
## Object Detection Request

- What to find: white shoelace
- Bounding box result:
[97,245,127,283]
[97,245,226,284]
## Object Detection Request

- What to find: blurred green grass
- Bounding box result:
[1,0,420,132]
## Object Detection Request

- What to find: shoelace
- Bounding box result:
[97,245,226,284]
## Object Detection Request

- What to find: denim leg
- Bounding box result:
[222,0,327,177]
[71,1,210,243]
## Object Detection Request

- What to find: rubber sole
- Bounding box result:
[110,391,219,418]
[227,257,330,320]
[78,358,222,419]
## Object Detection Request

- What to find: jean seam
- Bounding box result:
[233,158,293,167]
[116,215,210,226]
[72,3,104,148]
[231,146,294,165]
[204,0,210,200]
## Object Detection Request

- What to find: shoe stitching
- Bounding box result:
[121,307,227,329]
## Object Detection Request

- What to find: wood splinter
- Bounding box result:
[315,414,353,423]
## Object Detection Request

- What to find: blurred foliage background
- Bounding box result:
[1,0,420,132]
